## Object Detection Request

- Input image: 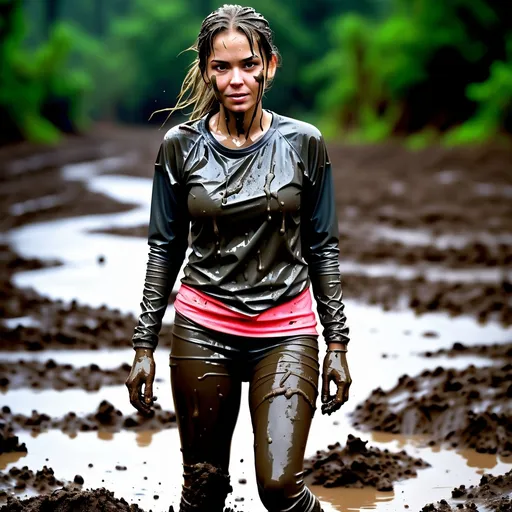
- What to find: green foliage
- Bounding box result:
[444,37,512,145]
[0,0,90,144]
[307,0,512,144]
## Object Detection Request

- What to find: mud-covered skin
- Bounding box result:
[125,348,156,416]
[169,319,322,512]
[132,112,349,350]
[321,349,351,416]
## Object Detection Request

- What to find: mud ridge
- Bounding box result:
[343,273,512,325]
[303,434,430,491]
[421,469,512,511]
[0,401,176,434]
[339,235,512,268]
[0,360,142,391]
[0,466,71,496]
[422,341,512,360]
[352,365,512,455]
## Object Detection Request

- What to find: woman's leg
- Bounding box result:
[170,322,242,512]
[249,336,322,512]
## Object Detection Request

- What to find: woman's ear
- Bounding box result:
[266,54,278,81]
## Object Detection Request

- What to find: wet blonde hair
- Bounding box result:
[154,4,279,123]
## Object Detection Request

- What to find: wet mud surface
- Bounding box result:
[1,127,511,510]
[0,401,176,435]
[304,434,430,491]
[352,362,512,456]
[421,469,512,511]
[332,143,512,234]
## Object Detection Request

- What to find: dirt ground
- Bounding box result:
[0,124,511,510]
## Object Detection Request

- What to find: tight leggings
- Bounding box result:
[170,313,322,512]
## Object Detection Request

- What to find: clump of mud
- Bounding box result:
[0,486,145,511]
[343,274,512,325]
[1,401,176,435]
[0,360,136,391]
[352,364,512,455]
[303,434,429,491]
[0,423,26,455]
[422,341,512,360]
[0,466,68,496]
[421,469,512,511]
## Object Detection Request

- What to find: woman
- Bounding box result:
[126,5,351,512]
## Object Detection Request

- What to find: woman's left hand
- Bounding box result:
[321,349,352,415]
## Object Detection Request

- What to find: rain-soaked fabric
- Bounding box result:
[170,313,321,512]
[173,283,318,337]
[132,111,349,350]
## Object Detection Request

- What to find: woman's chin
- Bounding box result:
[224,101,254,114]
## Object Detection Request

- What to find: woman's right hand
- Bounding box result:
[125,348,156,416]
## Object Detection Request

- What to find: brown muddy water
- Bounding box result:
[1,136,511,511]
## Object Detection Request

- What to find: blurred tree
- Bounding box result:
[43,0,60,38]
[306,0,512,143]
[0,0,90,144]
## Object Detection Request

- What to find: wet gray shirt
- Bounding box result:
[132,111,349,349]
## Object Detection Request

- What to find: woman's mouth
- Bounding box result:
[228,94,249,102]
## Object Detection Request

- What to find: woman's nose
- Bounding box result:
[230,68,244,85]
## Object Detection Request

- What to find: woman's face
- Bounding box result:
[206,28,276,114]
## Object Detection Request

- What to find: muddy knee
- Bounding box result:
[180,462,232,512]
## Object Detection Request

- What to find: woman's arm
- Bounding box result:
[302,132,351,416]
[302,133,349,348]
[127,136,189,414]
[132,138,190,350]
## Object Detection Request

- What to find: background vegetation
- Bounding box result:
[1,0,511,146]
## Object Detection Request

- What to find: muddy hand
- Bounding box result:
[126,348,156,416]
[321,349,351,415]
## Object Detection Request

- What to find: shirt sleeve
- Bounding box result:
[132,136,190,350]
[302,133,350,345]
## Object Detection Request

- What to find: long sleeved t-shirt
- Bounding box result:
[132,111,349,350]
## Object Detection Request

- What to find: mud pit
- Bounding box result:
[1,128,511,510]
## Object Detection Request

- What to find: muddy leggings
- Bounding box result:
[170,313,322,512]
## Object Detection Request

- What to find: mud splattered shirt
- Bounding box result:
[132,111,349,349]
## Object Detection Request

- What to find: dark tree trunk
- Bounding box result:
[94,0,105,36]
[44,0,60,38]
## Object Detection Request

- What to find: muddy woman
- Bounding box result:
[126,5,351,511]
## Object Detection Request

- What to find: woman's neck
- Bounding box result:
[209,104,271,148]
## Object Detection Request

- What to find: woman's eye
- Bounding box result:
[213,65,226,72]
[244,62,256,69]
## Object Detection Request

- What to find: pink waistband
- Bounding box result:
[174,284,318,338]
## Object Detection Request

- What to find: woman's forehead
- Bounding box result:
[209,29,259,60]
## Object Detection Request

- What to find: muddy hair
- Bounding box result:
[154,4,280,123]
